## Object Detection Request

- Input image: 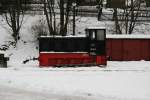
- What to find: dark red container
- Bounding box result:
[107,35,150,61]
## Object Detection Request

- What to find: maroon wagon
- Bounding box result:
[107,35,150,61]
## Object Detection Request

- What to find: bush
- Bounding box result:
[30,18,49,41]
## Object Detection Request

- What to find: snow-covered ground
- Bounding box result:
[0,15,150,100]
[0,61,150,100]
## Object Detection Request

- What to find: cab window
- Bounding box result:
[90,30,96,40]
[96,30,105,40]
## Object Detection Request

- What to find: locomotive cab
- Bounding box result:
[85,27,106,65]
[85,27,106,56]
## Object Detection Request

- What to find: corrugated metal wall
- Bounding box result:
[107,39,150,61]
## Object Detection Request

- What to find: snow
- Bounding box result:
[0,61,150,100]
[40,52,88,53]
[107,34,150,39]
[0,13,150,100]
[0,85,102,100]
[85,27,106,30]
[40,34,87,38]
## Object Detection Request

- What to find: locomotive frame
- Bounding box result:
[38,27,107,67]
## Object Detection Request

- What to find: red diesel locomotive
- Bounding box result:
[39,27,107,67]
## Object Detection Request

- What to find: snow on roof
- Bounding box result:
[40,35,86,38]
[40,34,150,39]
[40,52,88,53]
[106,34,150,39]
[85,27,106,30]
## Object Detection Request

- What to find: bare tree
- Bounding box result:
[113,8,122,34]
[96,0,104,21]
[113,0,142,34]
[0,0,28,45]
[43,0,74,36]
[43,0,55,35]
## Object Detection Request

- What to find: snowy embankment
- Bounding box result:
[0,15,150,100]
[0,61,150,100]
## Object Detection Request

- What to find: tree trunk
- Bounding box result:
[60,0,65,36]
[114,8,122,34]
[97,0,103,21]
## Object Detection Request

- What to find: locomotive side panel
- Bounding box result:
[39,37,89,52]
